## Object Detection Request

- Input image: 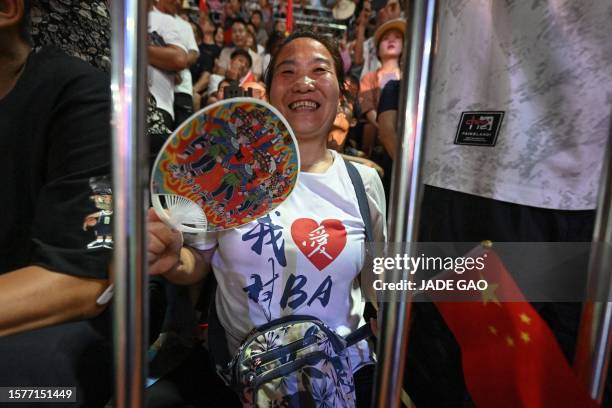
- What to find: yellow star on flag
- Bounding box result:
[520,331,531,343]
[480,273,500,306]
[519,313,531,325]
[506,336,515,347]
[488,326,498,335]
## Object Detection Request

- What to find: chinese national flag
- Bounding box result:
[199,0,207,13]
[434,247,598,408]
[286,0,293,33]
[239,71,257,87]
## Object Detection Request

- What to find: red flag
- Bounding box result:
[433,246,598,408]
[286,0,293,33]
[199,0,207,13]
[239,71,257,87]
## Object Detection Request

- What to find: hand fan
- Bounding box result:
[151,97,299,233]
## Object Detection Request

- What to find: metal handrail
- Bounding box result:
[574,118,612,403]
[110,0,149,406]
[373,0,437,406]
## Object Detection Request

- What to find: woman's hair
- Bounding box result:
[251,9,263,20]
[265,30,286,55]
[191,22,203,43]
[264,30,346,99]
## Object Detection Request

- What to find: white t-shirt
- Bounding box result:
[188,151,386,372]
[207,73,225,97]
[173,15,199,96]
[422,0,612,210]
[148,8,187,118]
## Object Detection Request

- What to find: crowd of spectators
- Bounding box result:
[148,0,406,199]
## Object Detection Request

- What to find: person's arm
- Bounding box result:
[193,71,211,94]
[147,208,213,286]
[377,109,397,160]
[353,2,371,66]
[182,18,200,67]
[214,51,230,76]
[0,267,110,337]
[0,62,113,337]
[187,50,199,66]
[148,44,188,72]
[354,24,366,66]
[376,80,401,160]
[365,109,378,128]
[359,73,378,128]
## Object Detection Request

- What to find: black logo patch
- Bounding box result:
[454,111,505,146]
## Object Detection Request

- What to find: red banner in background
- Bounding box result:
[199,0,207,13]
[434,247,598,408]
[286,0,293,33]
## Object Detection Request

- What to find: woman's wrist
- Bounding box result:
[176,246,196,275]
[161,246,210,286]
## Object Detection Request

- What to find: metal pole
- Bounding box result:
[574,119,612,403]
[110,0,149,406]
[373,0,437,406]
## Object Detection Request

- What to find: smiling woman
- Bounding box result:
[147,30,387,407]
[266,34,342,172]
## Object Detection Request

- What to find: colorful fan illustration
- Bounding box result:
[151,97,299,233]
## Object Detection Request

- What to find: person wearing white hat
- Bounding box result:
[354,0,402,81]
[332,0,356,21]
[358,17,405,157]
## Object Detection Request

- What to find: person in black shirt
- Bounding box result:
[375,79,400,203]
[192,14,222,110]
[0,1,112,405]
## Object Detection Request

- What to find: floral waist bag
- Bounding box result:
[217,315,371,407]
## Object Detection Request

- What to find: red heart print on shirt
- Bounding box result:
[291,218,347,271]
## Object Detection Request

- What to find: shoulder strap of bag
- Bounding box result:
[345,324,373,347]
[343,158,376,342]
[343,159,373,243]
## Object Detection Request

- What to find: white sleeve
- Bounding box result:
[177,17,199,54]
[150,13,188,52]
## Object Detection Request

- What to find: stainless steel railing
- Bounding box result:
[373,0,437,406]
[110,0,149,406]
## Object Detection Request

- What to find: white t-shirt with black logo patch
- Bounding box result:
[423,0,612,210]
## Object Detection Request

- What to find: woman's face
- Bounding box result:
[214,27,225,45]
[378,29,403,60]
[269,38,340,143]
[230,0,241,13]
[251,13,261,28]
[246,33,256,51]
[274,20,286,33]
[201,17,214,34]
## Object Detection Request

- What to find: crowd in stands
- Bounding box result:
[148,0,406,200]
